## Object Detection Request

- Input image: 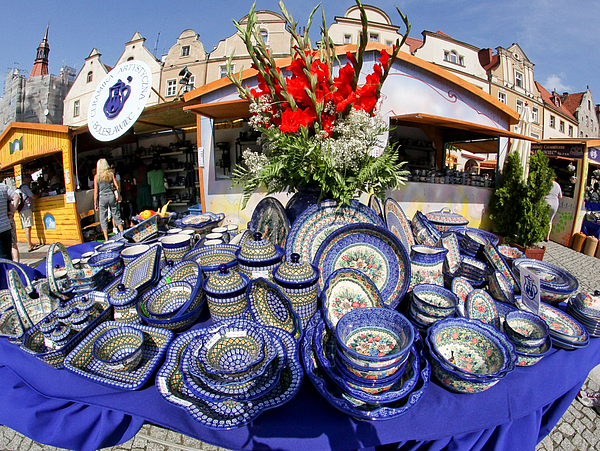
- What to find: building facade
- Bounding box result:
[535,82,578,139]
[560,88,599,138]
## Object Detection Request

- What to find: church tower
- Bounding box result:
[29,25,50,78]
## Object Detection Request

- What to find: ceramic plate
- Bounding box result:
[314,318,419,404]
[321,268,383,330]
[536,302,589,344]
[301,314,430,421]
[64,321,173,390]
[482,243,520,294]
[440,232,461,275]
[465,289,500,329]
[569,293,600,318]
[384,198,414,252]
[512,259,578,292]
[314,223,410,310]
[247,278,301,341]
[451,277,474,316]
[120,244,162,292]
[368,194,384,221]
[248,197,290,249]
[155,326,303,430]
[285,199,385,264]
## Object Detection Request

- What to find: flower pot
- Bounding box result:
[514,244,546,261]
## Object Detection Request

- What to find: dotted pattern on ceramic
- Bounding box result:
[92,326,144,372]
[409,245,447,290]
[238,233,280,263]
[279,284,318,329]
[120,244,162,292]
[123,214,159,243]
[144,281,194,319]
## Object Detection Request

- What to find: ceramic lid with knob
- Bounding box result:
[425,208,469,229]
[75,295,96,312]
[110,283,138,308]
[203,264,250,298]
[48,323,71,343]
[273,253,319,288]
[235,232,283,266]
[69,307,90,326]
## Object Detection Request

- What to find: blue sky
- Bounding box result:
[2,0,598,101]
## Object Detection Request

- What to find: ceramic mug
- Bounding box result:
[212,227,229,244]
[121,244,151,264]
[226,224,239,241]
[205,232,224,244]
[204,239,223,246]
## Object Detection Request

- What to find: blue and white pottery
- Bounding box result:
[87,251,123,277]
[411,211,442,246]
[514,337,552,366]
[96,241,126,254]
[144,281,194,319]
[412,284,457,317]
[409,245,448,290]
[92,325,145,372]
[512,258,578,305]
[235,232,283,280]
[504,310,549,347]
[425,208,469,233]
[182,244,239,276]
[121,244,150,264]
[160,234,193,263]
[109,284,138,310]
[203,264,250,322]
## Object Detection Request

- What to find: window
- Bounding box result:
[181,46,190,57]
[385,40,393,47]
[73,100,80,117]
[219,65,230,79]
[589,100,592,110]
[184,76,195,92]
[515,71,523,88]
[259,30,268,45]
[498,91,506,104]
[569,125,574,137]
[166,79,177,97]
[516,99,524,115]
[369,33,379,42]
[443,50,463,66]
[344,34,352,44]
[532,107,539,123]
[559,121,565,133]
[550,115,556,128]
[86,71,93,83]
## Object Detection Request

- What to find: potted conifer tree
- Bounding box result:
[489,150,554,260]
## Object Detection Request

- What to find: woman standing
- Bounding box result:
[94,158,124,241]
[545,175,563,241]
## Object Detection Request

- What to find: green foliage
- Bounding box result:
[489,150,555,247]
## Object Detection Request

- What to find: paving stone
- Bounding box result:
[145,442,166,451]
[573,418,586,433]
[132,435,150,449]
[558,422,576,437]
[165,430,183,444]
[558,439,576,451]
[148,425,169,441]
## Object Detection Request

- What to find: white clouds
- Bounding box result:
[543,74,572,94]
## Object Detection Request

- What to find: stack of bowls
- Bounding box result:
[143,281,195,319]
[407,284,457,328]
[460,231,488,257]
[329,308,415,398]
[456,256,487,286]
[512,258,579,305]
[426,317,517,393]
[503,310,551,366]
[567,291,600,337]
[182,243,239,276]
[180,319,286,405]
[92,325,145,372]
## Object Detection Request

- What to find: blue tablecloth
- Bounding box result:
[36,242,99,276]
[1,314,599,451]
[582,219,600,239]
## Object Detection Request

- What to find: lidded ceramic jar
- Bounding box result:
[235,232,283,279]
[273,253,319,328]
[45,323,71,349]
[203,264,250,322]
[69,307,90,331]
[110,284,140,323]
[55,302,73,323]
[425,208,469,233]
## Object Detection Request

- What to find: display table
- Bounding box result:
[1,317,599,451]
[582,219,600,239]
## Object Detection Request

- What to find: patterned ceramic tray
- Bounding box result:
[123,215,159,243]
[314,223,410,310]
[535,302,589,344]
[156,326,303,430]
[368,194,384,221]
[285,200,385,264]
[301,314,430,421]
[247,278,301,341]
[321,268,382,330]
[120,244,162,292]
[482,243,520,294]
[384,198,414,252]
[440,232,461,275]
[64,321,173,389]
[248,197,290,249]
[465,289,500,329]
[451,277,474,317]
[512,258,578,292]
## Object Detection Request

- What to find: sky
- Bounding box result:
[1,0,599,101]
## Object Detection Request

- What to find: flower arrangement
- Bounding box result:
[227,0,411,208]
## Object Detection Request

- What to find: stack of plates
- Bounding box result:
[456,256,487,286]
[458,231,489,257]
[567,292,600,337]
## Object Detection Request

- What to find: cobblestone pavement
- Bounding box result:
[3,240,600,450]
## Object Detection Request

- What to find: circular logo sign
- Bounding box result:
[88,60,152,142]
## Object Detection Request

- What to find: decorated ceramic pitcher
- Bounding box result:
[409,245,448,290]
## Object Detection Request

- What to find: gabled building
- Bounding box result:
[535,81,578,139]
[560,88,599,137]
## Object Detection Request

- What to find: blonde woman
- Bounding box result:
[94,158,124,241]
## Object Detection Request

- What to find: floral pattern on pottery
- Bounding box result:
[409,245,447,290]
[384,198,415,251]
[248,197,290,249]
[465,289,500,329]
[483,243,520,294]
[451,277,474,317]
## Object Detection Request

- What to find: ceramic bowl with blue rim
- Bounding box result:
[513,336,552,366]
[121,244,151,264]
[144,281,194,319]
[409,302,448,326]
[427,317,516,380]
[430,357,499,394]
[92,325,145,372]
[497,245,524,268]
[96,241,126,254]
[335,307,414,368]
[512,258,578,304]
[335,339,410,382]
[504,310,549,348]
[87,251,123,277]
[412,284,458,317]
[183,244,239,276]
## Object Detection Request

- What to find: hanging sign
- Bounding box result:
[519,267,541,315]
[88,60,152,142]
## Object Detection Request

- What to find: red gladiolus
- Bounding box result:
[379,50,390,70]
[279,108,317,133]
[286,76,311,107]
[346,52,357,67]
[321,114,336,137]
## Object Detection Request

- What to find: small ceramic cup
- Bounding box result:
[167,228,183,235]
[204,239,223,246]
[212,227,229,244]
[226,224,239,241]
[205,232,224,244]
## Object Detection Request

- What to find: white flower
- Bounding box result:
[242,150,269,176]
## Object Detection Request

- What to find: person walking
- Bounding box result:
[19,174,40,252]
[147,160,166,211]
[544,175,563,241]
[94,158,124,241]
[0,182,20,260]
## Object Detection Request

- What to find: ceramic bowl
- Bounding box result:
[92,325,144,372]
[144,281,194,319]
[121,244,150,264]
[514,337,552,366]
[335,307,414,368]
[335,355,406,394]
[409,302,449,326]
[412,284,458,316]
[137,300,203,331]
[430,358,500,394]
[497,245,524,267]
[335,341,410,381]
[87,251,123,276]
[512,258,579,305]
[487,270,515,304]
[96,241,126,254]
[195,319,266,375]
[504,310,549,347]
[183,244,239,276]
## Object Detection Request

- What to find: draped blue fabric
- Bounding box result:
[0,323,598,451]
[582,219,600,239]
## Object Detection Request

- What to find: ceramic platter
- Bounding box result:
[368,194,384,221]
[248,197,290,249]
[301,314,430,421]
[384,198,414,253]
[285,200,385,264]
[155,326,303,430]
[512,258,578,292]
[247,278,301,341]
[536,302,589,345]
[314,223,410,310]
[482,243,520,294]
[451,277,474,316]
[440,232,461,275]
[322,268,383,330]
[64,321,174,390]
[465,289,500,329]
[120,245,162,291]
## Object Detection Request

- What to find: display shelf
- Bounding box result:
[166,186,187,190]
[170,202,189,207]
[162,151,183,157]
[164,169,186,173]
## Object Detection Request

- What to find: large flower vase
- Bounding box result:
[409,245,448,291]
[285,185,323,225]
